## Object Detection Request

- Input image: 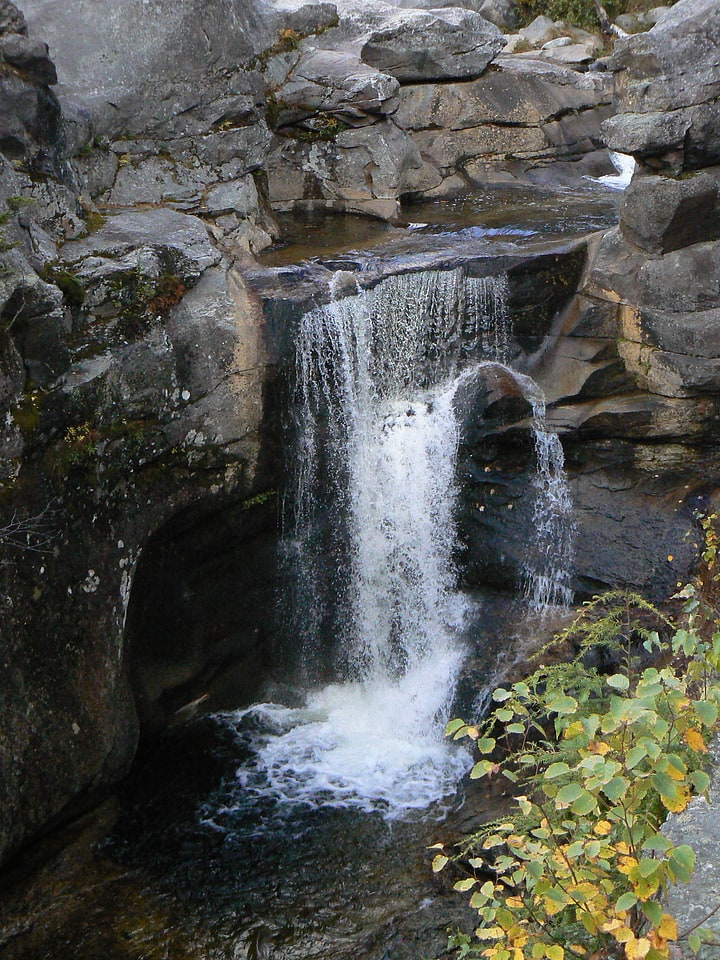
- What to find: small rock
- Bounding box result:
[519,15,557,47]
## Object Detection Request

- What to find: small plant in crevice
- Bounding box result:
[435,582,720,960]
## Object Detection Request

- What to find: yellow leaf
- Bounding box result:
[594,820,613,836]
[618,856,638,875]
[660,785,691,813]
[568,947,586,956]
[506,897,525,910]
[684,728,708,753]
[658,915,678,940]
[625,937,651,960]
[615,841,631,856]
[546,946,564,960]
[588,740,611,755]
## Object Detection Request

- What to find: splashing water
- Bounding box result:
[222,270,511,819]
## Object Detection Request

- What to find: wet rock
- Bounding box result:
[360,8,505,82]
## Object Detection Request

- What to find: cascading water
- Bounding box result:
[522,395,576,610]
[218,270,512,819]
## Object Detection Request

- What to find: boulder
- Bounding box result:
[360,7,505,82]
[271,49,399,128]
[60,209,221,283]
[24,0,275,141]
[519,15,557,47]
[620,168,720,253]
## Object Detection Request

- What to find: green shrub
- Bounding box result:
[436,590,720,960]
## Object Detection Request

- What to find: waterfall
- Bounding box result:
[224,270,511,819]
[522,395,576,610]
[219,267,574,820]
[287,269,511,681]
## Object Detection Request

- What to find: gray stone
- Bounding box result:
[0,34,56,85]
[265,118,441,218]
[23,0,275,140]
[104,156,207,208]
[638,240,720,314]
[0,0,25,35]
[538,42,598,67]
[519,15,557,47]
[605,0,720,170]
[602,110,691,171]
[203,175,260,218]
[272,49,399,127]
[620,169,720,253]
[283,2,339,35]
[60,209,221,283]
[360,8,505,82]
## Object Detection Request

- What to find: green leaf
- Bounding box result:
[506,723,525,734]
[545,762,571,779]
[616,892,637,911]
[690,769,711,794]
[602,776,629,802]
[445,718,466,737]
[571,792,597,815]
[642,834,672,854]
[547,695,578,715]
[492,688,512,702]
[695,700,718,726]
[638,858,660,878]
[470,759,496,779]
[496,708,514,722]
[455,878,478,892]
[607,673,630,691]
[688,933,702,953]
[556,783,583,806]
[625,745,647,769]
[477,737,496,753]
[432,854,449,872]
[641,900,662,926]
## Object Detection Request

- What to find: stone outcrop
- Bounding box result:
[394,57,613,191]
